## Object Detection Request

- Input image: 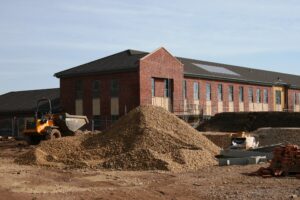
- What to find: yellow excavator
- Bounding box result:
[23,98,89,145]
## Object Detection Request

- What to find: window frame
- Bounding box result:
[151,78,155,97]
[228,85,234,102]
[75,80,83,99]
[256,89,262,103]
[275,90,282,105]
[92,80,100,98]
[183,80,187,99]
[110,79,119,97]
[249,88,254,103]
[206,83,212,101]
[263,89,268,104]
[239,86,244,102]
[164,79,169,98]
[193,82,199,100]
[218,84,223,102]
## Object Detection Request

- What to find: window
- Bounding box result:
[206,83,211,101]
[151,78,155,97]
[239,86,244,102]
[110,79,119,97]
[249,88,254,103]
[110,97,119,115]
[75,80,83,99]
[193,82,199,100]
[228,85,234,102]
[294,92,297,105]
[218,84,223,101]
[92,80,100,116]
[75,80,83,115]
[298,93,300,105]
[92,116,101,130]
[263,89,268,104]
[276,90,281,105]
[256,89,262,103]
[183,80,187,99]
[164,79,170,97]
[92,80,100,98]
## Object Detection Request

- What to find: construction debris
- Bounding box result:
[16,105,220,171]
[252,144,300,177]
[230,132,259,149]
[204,132,259,150]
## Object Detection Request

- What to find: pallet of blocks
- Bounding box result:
[252,144,300,178]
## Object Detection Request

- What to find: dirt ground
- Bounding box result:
[0,140,299,200]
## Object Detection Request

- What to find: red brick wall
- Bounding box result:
[288,89,300,110]
[139,47,184,111]
[60,71,140,120]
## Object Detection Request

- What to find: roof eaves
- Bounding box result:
[55,67,138,78]
[54,49,136,78]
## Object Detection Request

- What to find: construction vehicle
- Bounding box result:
[23,98,89,145]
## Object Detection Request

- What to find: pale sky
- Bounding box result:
[0,0,300,94]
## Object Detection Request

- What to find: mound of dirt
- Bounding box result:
[16,105,219,171]
[203,132,233,149]
[253,128,300,146]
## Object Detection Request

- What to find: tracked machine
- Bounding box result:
[23,98,89,145]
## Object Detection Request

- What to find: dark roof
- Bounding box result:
[0,88,60,115]
[178,58,300,88]
[54,50,146,78]
[55,49,300,89]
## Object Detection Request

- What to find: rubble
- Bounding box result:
[252,144,300,177]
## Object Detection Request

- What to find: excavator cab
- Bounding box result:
[23,98,89,145]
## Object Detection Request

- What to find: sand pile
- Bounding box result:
[16,105,219,171]
[253,128,300,146]
[203,132,233,149]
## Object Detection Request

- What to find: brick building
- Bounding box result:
[54,47,300,128]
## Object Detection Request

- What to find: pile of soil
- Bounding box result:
[16,105,219,171]
[203,132,233,149]
[253,128,300,146]
[198,112,300,132]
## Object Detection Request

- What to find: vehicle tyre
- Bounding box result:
[45,129,61,140]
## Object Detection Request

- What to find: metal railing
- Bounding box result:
[0,118,25,137]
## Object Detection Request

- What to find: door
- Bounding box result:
[273,86,285,111]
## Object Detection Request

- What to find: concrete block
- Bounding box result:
[218,156,267,166]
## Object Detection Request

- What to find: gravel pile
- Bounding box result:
[16,105,219,171]
[203,132,233,149]
[253,128,300,146]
